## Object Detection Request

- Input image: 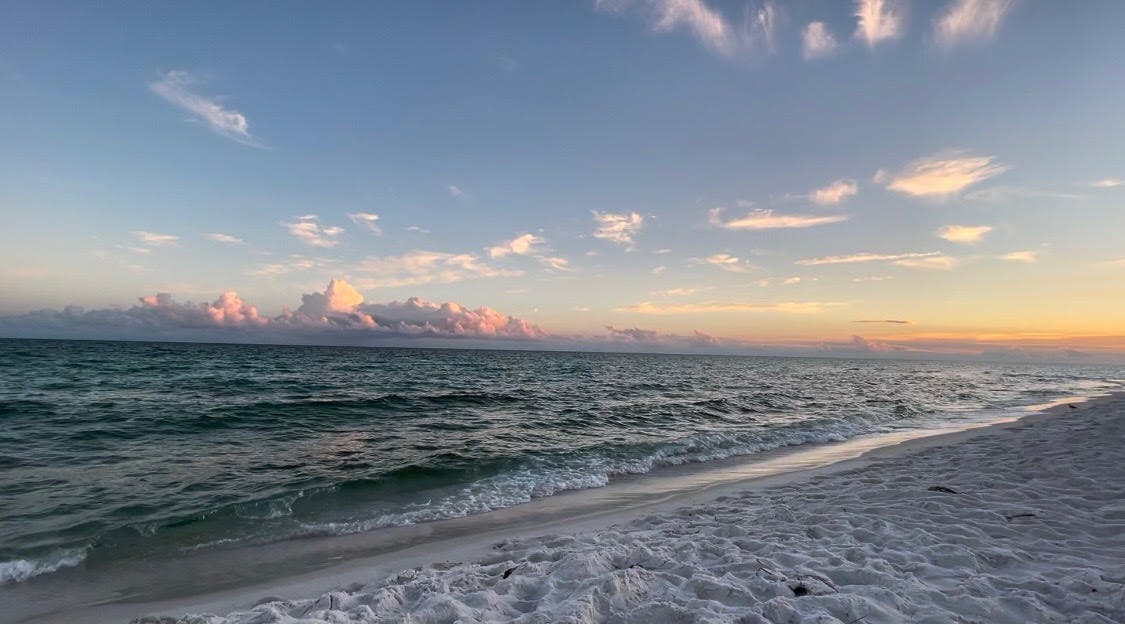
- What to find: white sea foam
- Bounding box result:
[0,549,86,585]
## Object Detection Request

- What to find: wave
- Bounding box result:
[0,549,87,585]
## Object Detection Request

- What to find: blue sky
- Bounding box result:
[2,0,1124,359]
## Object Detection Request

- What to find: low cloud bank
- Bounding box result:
[0,279,546,343]
[2,280,1122,363]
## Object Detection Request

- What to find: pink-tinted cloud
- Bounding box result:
[604,325,721,349]
[1,279,545,341]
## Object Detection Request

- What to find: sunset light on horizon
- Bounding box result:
[3,0,1124,362]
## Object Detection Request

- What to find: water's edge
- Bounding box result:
[1,390,1116,624]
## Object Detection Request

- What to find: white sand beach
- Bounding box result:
[126,393,1125,624]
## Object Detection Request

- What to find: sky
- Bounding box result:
[2,0,1124,361]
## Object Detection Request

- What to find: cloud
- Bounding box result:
[488,233,543,258]
[205,233,243,244]
[285,215,344,248]
[0,279,546,342]
[131,231,179,247]
[936,224,992,244]
[708,207,848,230]
[448,185,465,198]
[882,151,1008,198]
[1000,250,1037,263]
[539,256,572,271]
[855,319,911,324]
[347,213,382,235]
[892,255,957,269]
[802,21,839,60]
[603,325,723,349]
[615,300,842,314]
[964,186,1082,202]
[797,251,941,265]
[592,211,644,250]
[811,179,857,205]
[695,253,755,273]
[744,2,781,55]
[596,0,734,56]
[883,151,1009,198]
[652,287,698,296]
[1091,178,1123,188]
[149,70,261,146]
[852,275,894,282]
[854,0,904,47]
[355,250,521,288]
[486,233,571,271]
[296,278,366,317]
[249,255,331,278]
[846,335,903,353]
[934,0,1015,48]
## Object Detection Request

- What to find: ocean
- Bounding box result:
[0,338,1120,586]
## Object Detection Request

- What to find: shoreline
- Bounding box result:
[4,391,1119,623]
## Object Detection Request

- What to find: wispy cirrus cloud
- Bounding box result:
[893,255,957,269]
[693,252,756,273]
[131,231,180,247]
[249,255,333,278]
[964,186,1081,202]
[448,185,465,198]
[880,150,1008,198]
[592,211,644,250]
[596,0,735,56]
[934,0,1016,49]
[205,233,243,244]
[652,287,699,297]
[487,233,572,271]
[744,2,781,55]
[149,70,262,147]
[615,300,843,314]
[595,0,780,58]
[354,250,522,288]
[855,319,911,324]
[284,215,345,248]
[937,224,992,244]
[797,251,942,266]
[709,207,848,230]
[811,179,857,205]
[1000,250,1038,263]
[802,22,839,60]
[347,213,382,235]
[1091,178,1123,188]
[854,0,904,48]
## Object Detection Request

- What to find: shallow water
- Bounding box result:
[0,338,1120,584]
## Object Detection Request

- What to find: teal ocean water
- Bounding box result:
[0,338,1120,584]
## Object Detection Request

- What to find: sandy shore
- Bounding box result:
[125,393,1123,623]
